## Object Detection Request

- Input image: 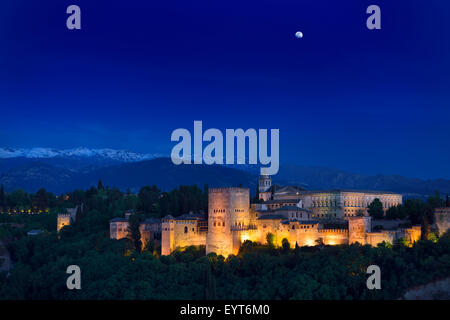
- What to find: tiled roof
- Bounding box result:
[110,217,128,222]
[175,213,206,220]
[263,199,300,204]
[300,189,400,195]
[293,220,320,224]
[274,205,311,212]
[274,186,305,194]
[257,214,287,220]
[283,219,320,225]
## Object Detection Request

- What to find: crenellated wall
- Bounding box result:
[400,226,422,245]
[57,214,71,232]
[350,216,421,247]
[366,231,396,246]
[318,228,349,245]
[157,188,421,257]
[57,207,78,232]
[161,217,207,255]
[349,216,372,244]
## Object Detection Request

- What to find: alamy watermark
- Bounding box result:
[170,121,279,175]
[65,4,380,31]
[366,265,381,290]
[66,265,81,290]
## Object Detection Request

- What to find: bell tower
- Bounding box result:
[258,174,272,193]
[258,174,272,202]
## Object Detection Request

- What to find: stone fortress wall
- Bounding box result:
[434,207,450,236]
[161,215,206,255]
[206,188,251,257]
[110,219,129,240]
[57,213,71,232]
[57,207,78,232]
[159,185,421,256]
[108,174,437,256]
[110,214,161,251]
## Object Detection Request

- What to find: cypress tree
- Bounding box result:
[127,213,142,252]
[204,264,216,300]
[75,204,82,223]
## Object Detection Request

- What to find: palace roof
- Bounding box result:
[273,185,305,195]
[274,205,311,212]
[163,213,206,221]
[292,219,320,224]
[257,214,287,220]
[300,189,400,195]
[263,198,300,204]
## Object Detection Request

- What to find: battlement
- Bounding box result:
[318,229,349,234]
[164,180,414,256]
[209,187,249,194]
[231,225,257,232]
[57,213,72,232]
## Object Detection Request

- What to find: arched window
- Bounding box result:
[184,226,188,233]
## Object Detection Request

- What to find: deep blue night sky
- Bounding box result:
[1,0,449,179]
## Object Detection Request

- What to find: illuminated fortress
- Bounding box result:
[159,175,422,256]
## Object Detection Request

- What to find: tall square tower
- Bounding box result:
[206,188,250,256]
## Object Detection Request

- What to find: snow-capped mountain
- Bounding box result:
[0,147,161,162]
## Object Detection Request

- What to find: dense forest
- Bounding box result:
[0,181,208,218]
[0,183,449,299]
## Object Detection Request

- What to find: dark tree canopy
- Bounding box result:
[0,184,449,300]
[0,184,5,209]
[97,180,104,191]
[368,198,384,219]
[127,213,142,252]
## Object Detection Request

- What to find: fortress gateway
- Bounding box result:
[159,175,422,256]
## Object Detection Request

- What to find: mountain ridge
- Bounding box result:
[0,148,449,197]
[0,147,161,162]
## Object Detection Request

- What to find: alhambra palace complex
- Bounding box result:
[158,175,424,256]
[56,175,450,256]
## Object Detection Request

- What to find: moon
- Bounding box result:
[295,31,303,39]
